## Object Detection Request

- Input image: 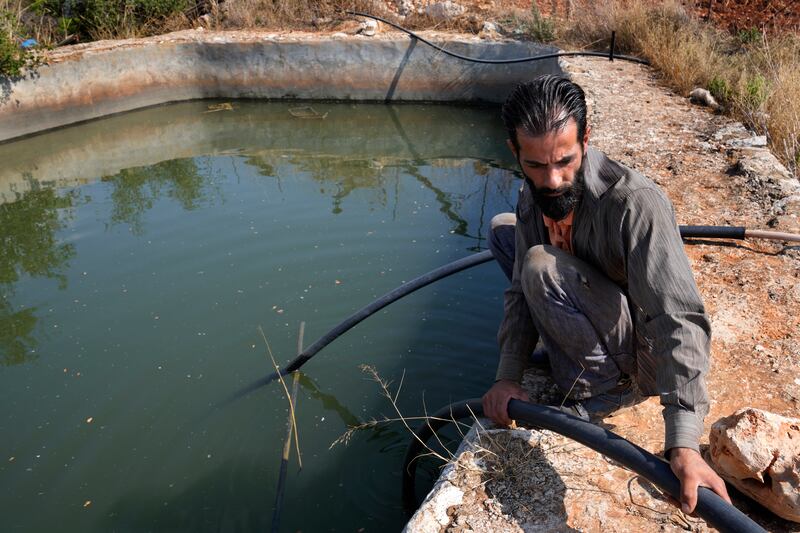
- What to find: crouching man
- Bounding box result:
[482,76,730,514]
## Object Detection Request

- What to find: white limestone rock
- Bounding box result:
[707,407,800,523]
[425,1,466,21]
[729,135,768,148]
[361,19,378,37]
[403,481,464,532]
[398,0,415,16]
[689,87,720,110]
[480,21,500,39]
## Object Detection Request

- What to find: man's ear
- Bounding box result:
[582,125,591,149]
[506,138,518,160]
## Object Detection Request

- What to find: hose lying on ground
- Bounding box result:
[216,224,799,409]
[402,398,766,533]
[346,11,650,65]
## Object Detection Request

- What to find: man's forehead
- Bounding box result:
[516,117,579,143]
[516,122,582,160]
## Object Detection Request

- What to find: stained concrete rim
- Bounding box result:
[0,30,564,142]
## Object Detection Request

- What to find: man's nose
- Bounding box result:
[543,166,564,190]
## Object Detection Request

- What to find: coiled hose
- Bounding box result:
[402,398,766,533]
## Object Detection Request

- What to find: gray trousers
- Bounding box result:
[489,214,639,416]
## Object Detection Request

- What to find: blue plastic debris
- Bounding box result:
[21,39,38,49]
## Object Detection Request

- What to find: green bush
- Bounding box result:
[737,27,762,46]
[136,0,188,20]
[525,4,556,43]
[708,75,732,104]
[0,10,37,77]
[31,0,190,40]
[744,73,769,108]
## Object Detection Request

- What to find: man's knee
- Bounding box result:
[488,213,517,282]
[521,245,558,280]
[490,212,516,231]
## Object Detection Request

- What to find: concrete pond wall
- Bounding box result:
[0,30,562,142]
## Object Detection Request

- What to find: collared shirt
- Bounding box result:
[542,211,574,254]
[496,146,710,453]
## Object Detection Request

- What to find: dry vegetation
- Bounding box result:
[560,0,800,176]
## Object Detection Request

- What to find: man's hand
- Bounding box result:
[669,447,731,514]
[482,379,530,426]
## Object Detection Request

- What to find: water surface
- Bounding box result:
[0,101,519,531]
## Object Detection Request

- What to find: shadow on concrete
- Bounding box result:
[479,431,580,532]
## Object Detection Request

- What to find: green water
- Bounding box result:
[0,101,519,532]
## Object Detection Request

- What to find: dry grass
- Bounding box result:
[758,36,800,175]
[559,0,800,175]
[220,0,372,30]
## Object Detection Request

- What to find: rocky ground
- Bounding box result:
[407,54,800,532]
[372,1,800,33]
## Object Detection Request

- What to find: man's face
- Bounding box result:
[507,118,590,220]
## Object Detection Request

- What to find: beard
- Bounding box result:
[525,155,586,221]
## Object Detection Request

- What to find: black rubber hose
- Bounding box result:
[681,225,746,239]
[218,224,799,408]
[403,399,765,533]
[215,250,494,408]
[346,11,651,65]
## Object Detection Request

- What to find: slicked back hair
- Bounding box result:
[501,76,588,151]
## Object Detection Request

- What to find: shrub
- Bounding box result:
[0,8,39,77]
[561,0,799,176]
[737,27,762,46]
[744,73,768,108]
[30,0,190,40]
[708,75,732,104]
[524,3,556,43]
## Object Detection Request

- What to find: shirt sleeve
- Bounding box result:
[495,198,541,382]
[620,188,711,453]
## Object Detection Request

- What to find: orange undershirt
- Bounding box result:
[542,211,574,254]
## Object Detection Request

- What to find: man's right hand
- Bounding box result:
[482,379,530,426]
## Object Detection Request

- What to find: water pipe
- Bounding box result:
[401,398,767,533]
[346,11,650,65]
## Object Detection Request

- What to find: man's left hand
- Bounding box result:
[669,447,731,514]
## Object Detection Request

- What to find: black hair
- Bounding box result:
[501,76,588,151]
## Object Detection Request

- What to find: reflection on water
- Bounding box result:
[103,159,213,235]
[0,298,37,366]
[0,101,519,532]
[297,371,360,428]
[0,185,76,365]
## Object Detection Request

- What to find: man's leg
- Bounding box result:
[489,212,552,366]
[520,245,640,419]
[488,213,516,282]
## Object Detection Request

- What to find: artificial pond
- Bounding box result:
[0,101,520,531]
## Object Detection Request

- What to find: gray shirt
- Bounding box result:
[496,146,710,453]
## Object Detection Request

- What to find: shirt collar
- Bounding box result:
[579,146,624,210]
[542,210,574,227]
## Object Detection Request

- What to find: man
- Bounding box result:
[482,76,730,515]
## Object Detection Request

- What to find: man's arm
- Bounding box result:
[483,199,541,425]
[621,187,729,511]
[621,188,709,450]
